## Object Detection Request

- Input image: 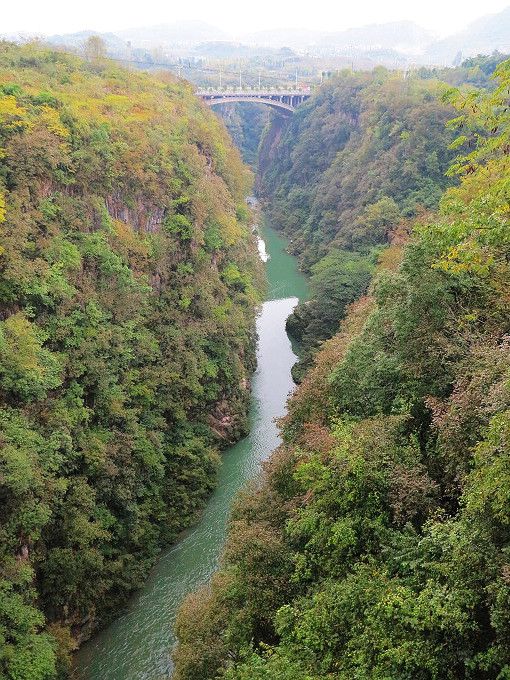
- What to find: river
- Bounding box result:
[73,219,308,680]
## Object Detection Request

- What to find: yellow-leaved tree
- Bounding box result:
[430,59,510,309]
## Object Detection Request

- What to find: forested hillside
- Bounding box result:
[256,58,510,379]
[175,60,510,680]
[0,41,259,679]
[257,67,463,378]
[217,102,270,169]
[257,69,461,258]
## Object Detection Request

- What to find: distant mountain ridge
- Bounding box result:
[37,6,510,65]
[320,21,434,52]
[239,21,433,53]
[423,5,510,63]
[116,20,232,44]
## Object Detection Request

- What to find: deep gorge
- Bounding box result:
[1,40,510,680]
[74,219,308,679]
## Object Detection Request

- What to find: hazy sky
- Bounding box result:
[3,0,510,38]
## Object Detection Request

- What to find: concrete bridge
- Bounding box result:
[196,88,311,113]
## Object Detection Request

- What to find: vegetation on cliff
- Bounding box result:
[175,59,510,680]
[256,68,462,379]
[0,41,259,679]
[218,102,270,169]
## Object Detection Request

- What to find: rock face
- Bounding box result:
[209,376,251,444]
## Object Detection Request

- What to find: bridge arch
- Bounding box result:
[196,89,311,114]
[206,96,295,113]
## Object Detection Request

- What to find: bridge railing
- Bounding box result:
[196,88,310,97]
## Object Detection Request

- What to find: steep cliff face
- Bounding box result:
[0,42,260,678]
[255,113,290,194]
[216,101,271,169]
[257,70,457,268]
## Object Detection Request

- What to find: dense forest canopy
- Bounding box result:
[0,41,260,679]
[256,67,461,378]
[248,53,508,380]
[175,58,510,680]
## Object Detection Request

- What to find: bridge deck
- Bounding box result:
[196,89,311,113]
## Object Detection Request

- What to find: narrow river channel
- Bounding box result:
[73,219,308,680]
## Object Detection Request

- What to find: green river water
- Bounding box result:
[73,219,308,680]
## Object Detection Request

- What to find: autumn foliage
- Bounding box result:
[0,41,260,679]
[175,59,510,680]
